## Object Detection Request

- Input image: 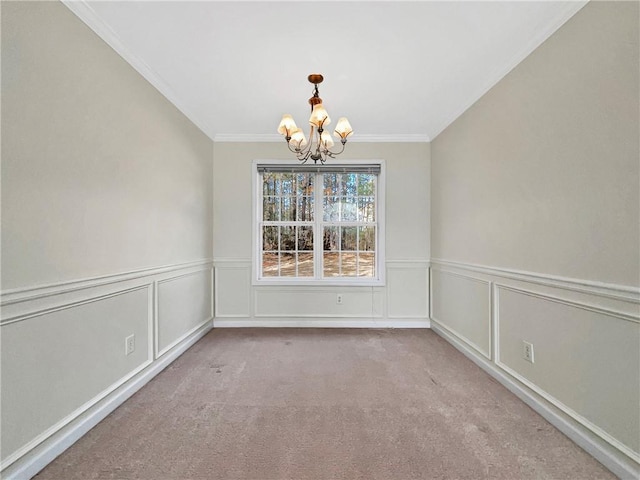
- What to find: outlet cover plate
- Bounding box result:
[125,334,135,356]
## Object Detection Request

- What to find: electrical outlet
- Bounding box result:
[523,341,534,363]
[336,294,343,305]
[125,334,135,356]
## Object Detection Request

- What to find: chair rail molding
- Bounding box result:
[430,258,640,302]
[1,259,213,306]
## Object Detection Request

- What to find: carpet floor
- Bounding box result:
[35,328,614,480]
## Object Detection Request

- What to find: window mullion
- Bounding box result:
[313,172,323,280]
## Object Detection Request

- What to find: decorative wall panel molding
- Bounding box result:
[213,258,430,327]
[431,321,639,480]
[0,261,213,478]
[494,284,639,463]
[1,287,153,469]
[1,324,211,480]
[430,268,492,359]
[254,288,384,318]
[214,264,252,318]
[156,267,214,357]
[0,285,151,327]
[430,259,640,477]
[387,263,429,319]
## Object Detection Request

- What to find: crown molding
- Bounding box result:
[213,133,430,143]
[61,0,430,145]
[429,0,589,141]
[61,0,215,140]
[62,0,584,146]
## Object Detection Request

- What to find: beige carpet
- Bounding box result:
[35,329,614,479]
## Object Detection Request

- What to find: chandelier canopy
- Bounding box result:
[277,74,353,164]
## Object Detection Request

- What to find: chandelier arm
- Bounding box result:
[300,125,316,162]
[302,125,316,156]
[285,124,315,159]
[288,145,311,164]
[286,141,304,156]
[298,152,311,164]
[324,140,348,158]
[309,124,316,146]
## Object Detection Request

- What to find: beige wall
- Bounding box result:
[213,142,430,325]
[1,2,213,473]
[430,1,640,472]
[2,1,213,290]
[431,1,639,287]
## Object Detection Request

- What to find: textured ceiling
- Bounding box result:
[63,1,587,142]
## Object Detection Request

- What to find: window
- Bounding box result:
[254,161,384,285]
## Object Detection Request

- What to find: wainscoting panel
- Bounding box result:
[496,285,639,462]
[0,260,213,478]
[255,288,384,318]
[430,268,492,358]
[213,258,429,327]
[430,259,640,477]
[387,262,429,319]
[1,286,152,465]
[157,268,213,356]
[214,263,251,318]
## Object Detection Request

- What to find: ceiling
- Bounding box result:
[63,1,587,142]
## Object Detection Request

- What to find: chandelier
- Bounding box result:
[277,74,353,164]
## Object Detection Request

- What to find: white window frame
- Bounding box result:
[252,159,385,286]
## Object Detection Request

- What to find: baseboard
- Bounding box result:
[431,319,640,480]
[213,317,430,329]
[1,320,213,480]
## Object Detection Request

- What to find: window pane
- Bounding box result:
[323,252,340,277]
[358,226,375,251]
[280,173,294,195]
[281,196,295,221]
[263,226,279,250]
[341,197,357,221]
[323,196,339,221]
[358,253,375,277]
[263,197,279,221]
[263,173,278,196]
[358,196,375,222]
[280,252,296,276]
[358,174,376,196]
[262,252,279,277]
[297,173,313,195]
[342,173,357,196]
[298,226,313,250]
[323,226,339,251]
[280,226,295,251]
[297,196,313,221]
[341,252,357,276]
[323,173,339,196]
[341,226,357,251]
[298,253,314,276]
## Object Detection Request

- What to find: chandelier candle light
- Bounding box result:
[277,74,353,164]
